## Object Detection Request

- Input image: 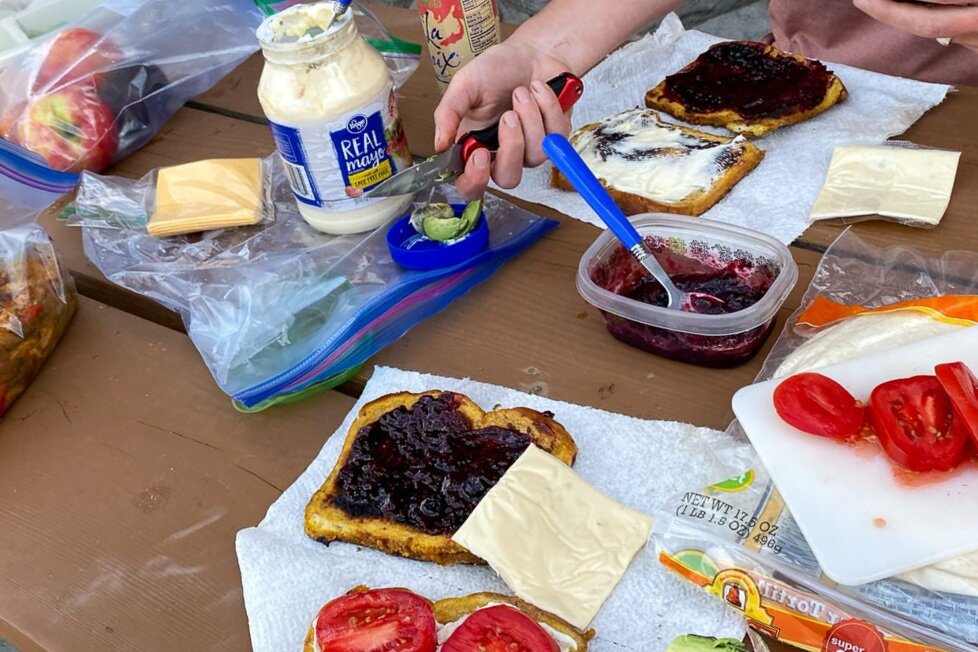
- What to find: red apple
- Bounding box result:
[12,81,118,172]
[33,28,121,92]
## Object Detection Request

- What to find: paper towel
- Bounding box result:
[496,13,951,245]
[236,366,752,651]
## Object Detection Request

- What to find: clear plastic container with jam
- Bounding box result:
[577,215,797,367]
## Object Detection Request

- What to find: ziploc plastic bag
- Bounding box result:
[63,157,276,236]
[74,157,557,411]
[0,0,265,174]
[253,1,421,88]
[654,229,978,652]
[0,213,77,417]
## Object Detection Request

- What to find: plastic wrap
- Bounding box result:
[75,158,557,411]
[0,0,265,174]
[0,224,77,417]
[809,142,961,229]
[654,229,978,652]
[62,156,275,235]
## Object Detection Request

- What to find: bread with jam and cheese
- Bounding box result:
[304,391,578,566]
[550,107,764,216]
[644,41,847,137]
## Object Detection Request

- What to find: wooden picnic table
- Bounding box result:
[3,3,977,650]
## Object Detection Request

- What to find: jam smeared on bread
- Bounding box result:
[332,393,533,535]
[645,41,847,137]
[304,391,578,565]
[550,108,764,217]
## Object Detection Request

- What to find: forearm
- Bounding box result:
[507,0,685,74]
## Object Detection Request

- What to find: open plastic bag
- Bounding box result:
[74,158,557,411]
[0,221,77,417]
[62,156,276,236]
[653,229,978,652]
[0,0,265,174]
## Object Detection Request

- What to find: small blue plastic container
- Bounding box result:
[386,203,489,270]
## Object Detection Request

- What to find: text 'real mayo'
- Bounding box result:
[257,3,413,234]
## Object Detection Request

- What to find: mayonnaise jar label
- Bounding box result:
[269,84,410,211]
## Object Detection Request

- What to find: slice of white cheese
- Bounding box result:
[452,444,653,631]
[809,145,961,227]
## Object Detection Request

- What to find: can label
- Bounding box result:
[418,0,501,89]
[268,83,411,210]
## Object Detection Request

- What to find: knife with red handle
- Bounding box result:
[366,72,584,198]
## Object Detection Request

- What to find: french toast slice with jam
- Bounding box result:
[644,40,847,137]
[304,391,578,565]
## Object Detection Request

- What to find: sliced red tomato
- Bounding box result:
[869,375,970,472]
[936,362,978,449]
[773,372,865,439]
[314,588,436,652]
[442,605,559,652]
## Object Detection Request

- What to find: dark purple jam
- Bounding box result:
[661,41,833,119]
[331,393,531,535]
[627,264,769,315]
[591,241,778,368]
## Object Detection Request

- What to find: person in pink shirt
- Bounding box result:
[433,0,977,199]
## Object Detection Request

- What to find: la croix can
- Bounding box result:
[417,0,501,91]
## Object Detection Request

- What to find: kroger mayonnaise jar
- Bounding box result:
[257,3,413,234]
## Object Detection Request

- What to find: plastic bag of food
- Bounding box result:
[654,229,978,652]
[73,158,556,411]
[808,142,961,230]
[0,223,77,417]
[0,0,265,175]
[62,157,275,237]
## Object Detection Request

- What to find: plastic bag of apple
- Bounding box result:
[0,0,264,175]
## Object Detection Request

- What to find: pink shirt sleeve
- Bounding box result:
[768,0,978,86]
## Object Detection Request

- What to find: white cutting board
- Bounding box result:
[732,325,978,586]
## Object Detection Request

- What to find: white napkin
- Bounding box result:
[236,366,751,651]
[497,13,950,245]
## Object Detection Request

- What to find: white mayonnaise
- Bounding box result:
[257,3,413,234]
[571,108,752,204]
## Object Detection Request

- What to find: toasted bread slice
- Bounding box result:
[305,391,578,565]
[645,41,848,138]
[434,592,595,651]
[550,107,764,216]
[304,587,594,652]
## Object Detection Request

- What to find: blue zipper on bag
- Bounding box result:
[0,139,79,194]
[232,217,557,406]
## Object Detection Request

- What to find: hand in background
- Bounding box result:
[854,0,978,52]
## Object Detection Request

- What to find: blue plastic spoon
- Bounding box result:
[542,133,724,312]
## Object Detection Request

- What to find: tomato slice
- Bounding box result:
[773,372,865,439]
[442,605,559,652]
[936,362,978,449]
[869,375,970,472]
[314,588,436,652]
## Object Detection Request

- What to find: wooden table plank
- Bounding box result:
[0,298,356,652]
[362,213,821,429]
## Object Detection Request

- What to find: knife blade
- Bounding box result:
[366,72,584,199]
